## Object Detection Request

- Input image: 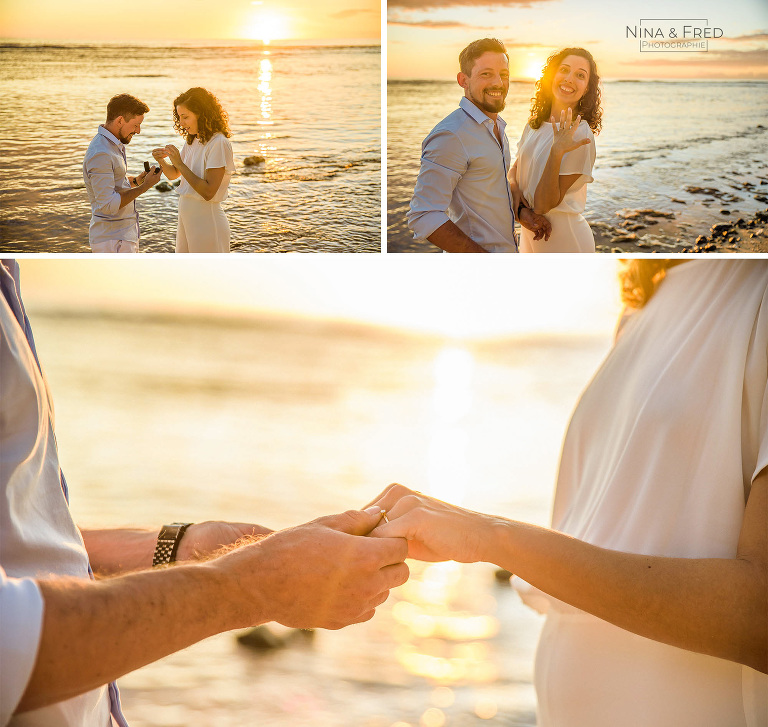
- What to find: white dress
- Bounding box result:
[176,132,236,253]
[515,261,768,726]
[514,120,596,253]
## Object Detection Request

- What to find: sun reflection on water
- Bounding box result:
[393,346,501,688]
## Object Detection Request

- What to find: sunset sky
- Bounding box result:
[388,0,767,79]
[0,0,380,43]
[18,257,622,339]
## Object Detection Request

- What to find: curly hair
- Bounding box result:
[173,87,231,145]
[619,261,687,309]
[529,48,602,134]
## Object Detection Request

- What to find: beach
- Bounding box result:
[0,42,381,252]
[27,303,613,726]
[387,79,768,253]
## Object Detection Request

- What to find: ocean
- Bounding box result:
[27,303,612,726]
[0,42,381,252]
[387,79,768,252]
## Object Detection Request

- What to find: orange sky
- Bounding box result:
[0,0,380,42]
[387,0,768,79]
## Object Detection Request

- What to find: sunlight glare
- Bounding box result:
[245,11,290,44]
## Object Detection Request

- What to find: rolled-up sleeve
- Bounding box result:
[84,152,121,216]
[407,130,469,241]
[0,568,44,725]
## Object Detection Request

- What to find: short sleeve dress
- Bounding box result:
[515,260,768,726]
[178,132,236,203]
[514,120,596,253]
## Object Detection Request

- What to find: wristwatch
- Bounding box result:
[152,522,193,567]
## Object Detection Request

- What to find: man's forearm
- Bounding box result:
[117,183,149,209]
[17,563,240,713]
[82,522,276,576]
[427,220,489,253]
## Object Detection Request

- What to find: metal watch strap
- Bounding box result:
[152,522,193,567]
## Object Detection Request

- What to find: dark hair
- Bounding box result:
[173,87,231,145]
[106,94,149,123]
[529,48,602,133]
[459,38,508,76]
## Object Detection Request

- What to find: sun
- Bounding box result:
[522,58,545,81]
[244,10,291,44]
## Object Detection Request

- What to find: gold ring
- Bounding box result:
[381,510,389,524]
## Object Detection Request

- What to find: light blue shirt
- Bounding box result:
[82,127,140,245]
[0,260,129,727]
[407,96,518,253]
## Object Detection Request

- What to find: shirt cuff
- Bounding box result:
[0,573,44,724]
[408,210,451,241]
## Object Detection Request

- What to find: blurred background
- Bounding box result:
[18,257,622,726]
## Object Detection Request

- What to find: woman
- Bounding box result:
[152,87,235,253]
[371,260,767,726]
[512,48,602,253]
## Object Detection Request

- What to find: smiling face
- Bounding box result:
[458,51,509,117]
[175,104,199,137]
[114,114,144,144]
[551,54,590,108]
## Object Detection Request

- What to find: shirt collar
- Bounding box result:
[98,125,125,153]
[459,96,506,132]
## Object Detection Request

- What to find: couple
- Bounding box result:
[408,38,601,253]
[82,90,235,254]
[3,260,766,727]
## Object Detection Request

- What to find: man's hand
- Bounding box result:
[140,166,162,189]
[365,484,494,564]
[518,207,552,241]
[216,508,409,630]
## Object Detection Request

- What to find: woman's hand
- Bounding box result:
[549,107,591,159]
[152,148,169,162]
[164,144,182,166]
[366,484,497,563]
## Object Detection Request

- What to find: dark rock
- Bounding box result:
[695,235,709,245]
[720,209,731,215]
[237,625,286,650]
[670,198,687,204]
[711,223,732,236]
[612,234,638,243]
[736,218,747,228]
[244,155,266,166]
[172,179,181,187]
[154,181,173,192]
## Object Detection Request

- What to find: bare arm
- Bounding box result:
[428,220,489,253]
[371,476,768,673]
[163,145,224,201]
[18,509,408,713]
[532,109,591,215]
[81,521,274,576]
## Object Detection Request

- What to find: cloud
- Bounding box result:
[330,8,376,18]
[623,48,768,67]
[388,0,555,9]
[725,31,768,42]
[388,19,476,27]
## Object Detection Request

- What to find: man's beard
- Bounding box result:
[469,87,506,114]
[117,131,134,144]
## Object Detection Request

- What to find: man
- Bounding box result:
[407,38,551,253]
[82,94,162,253]
[0,259,409,726]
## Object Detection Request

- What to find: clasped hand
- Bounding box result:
[365,484,495,564]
